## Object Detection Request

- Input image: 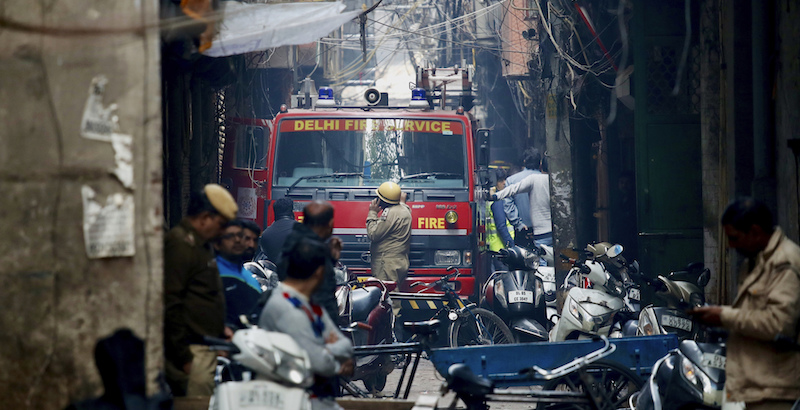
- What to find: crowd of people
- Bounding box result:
[162,180,412,409]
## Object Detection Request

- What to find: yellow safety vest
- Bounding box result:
[486,202,514,252]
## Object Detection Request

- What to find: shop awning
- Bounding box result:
[203,1,361,58]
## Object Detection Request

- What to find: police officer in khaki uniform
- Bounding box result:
[164,184,237,397]
[366,182,412,316]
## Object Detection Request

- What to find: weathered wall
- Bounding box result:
[775,0,800,242]
[0,1,162,408]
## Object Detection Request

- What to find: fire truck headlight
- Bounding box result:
[445,210,458,224]
[463,251,472,265]
[435,250,461,266]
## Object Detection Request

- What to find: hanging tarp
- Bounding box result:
[203,1,361,58]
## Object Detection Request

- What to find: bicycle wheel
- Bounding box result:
[448,307,516,347]
[541,359,643,410]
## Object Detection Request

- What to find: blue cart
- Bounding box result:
[427,334,678,387]
[352,326,678,400]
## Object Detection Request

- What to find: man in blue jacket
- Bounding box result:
[215,219,262,330]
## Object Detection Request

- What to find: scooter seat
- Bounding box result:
[447,363,494,397]
[351,286,382,322]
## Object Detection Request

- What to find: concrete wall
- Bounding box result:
[0,1,162,408]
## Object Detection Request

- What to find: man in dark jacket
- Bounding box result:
[164,184,237,397]
[257,198,297,264]
[278,201,342,322]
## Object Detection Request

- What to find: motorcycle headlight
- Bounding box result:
[680,357,713,397]
[638,310,655,336]
[274,348,313,387]
[569,298,583,322]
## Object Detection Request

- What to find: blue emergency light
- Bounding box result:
[409,88,429,108]
[316,87,336,107]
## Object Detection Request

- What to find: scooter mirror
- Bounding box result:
[606,244,624,258]
[697,268,711,288]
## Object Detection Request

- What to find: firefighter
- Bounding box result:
[487,169,515,270]
[366,181,412,317]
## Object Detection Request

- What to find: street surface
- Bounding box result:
[372,357,543,410]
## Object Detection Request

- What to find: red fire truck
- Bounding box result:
[221,69,491,302]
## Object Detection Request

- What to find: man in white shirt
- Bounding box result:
[492,170,552,247]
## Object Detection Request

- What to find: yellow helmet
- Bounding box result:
[376,181,401,204]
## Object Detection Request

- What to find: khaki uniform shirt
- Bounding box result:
[164,219,226,367]
[366,203,412,283]
[720,228,800,403]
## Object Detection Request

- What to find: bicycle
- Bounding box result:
[390,266,515,347]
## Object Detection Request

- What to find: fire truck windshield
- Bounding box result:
[274,117,467,189]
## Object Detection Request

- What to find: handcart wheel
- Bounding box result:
[362,372,387,395]
[541,359,643,410]
[448,308,516,347]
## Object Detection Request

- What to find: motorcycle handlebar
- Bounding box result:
[201,336,240,353]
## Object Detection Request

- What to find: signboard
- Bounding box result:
[279,118,464,134]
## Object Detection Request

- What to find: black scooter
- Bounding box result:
[636,262,710,341]
[481,246,548,342]
[631,328,727,410]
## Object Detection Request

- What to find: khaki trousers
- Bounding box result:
[165,344,217,397]
[372,257,408,316]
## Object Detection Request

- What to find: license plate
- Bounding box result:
[239,383,286,408]
[662,314,692,332]
[701,353,726,370]
[509,290,534,303]
[216,380,308,410]
[627,287,640,300]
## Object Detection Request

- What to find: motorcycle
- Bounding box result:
[481,245,549,342]
[636,262,710,341]
[205,328,314,410]
[244,259,279,292]
[631,328,727,410]
[334,266,397,395]
[549,243,639,341]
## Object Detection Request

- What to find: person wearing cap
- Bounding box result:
[366,182,412,316]
[163,183,237,397]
